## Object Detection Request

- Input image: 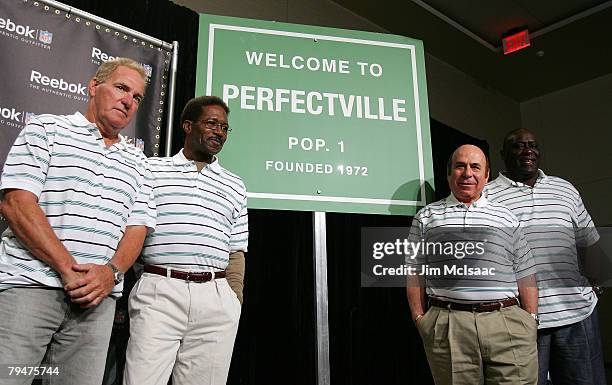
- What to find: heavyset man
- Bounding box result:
[407,144,539,385]
[487,128,606,385]
[123,96,248,385]
[0,58,156,385]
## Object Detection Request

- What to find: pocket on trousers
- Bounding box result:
[218,279,242,323]
[416,308,438,340]
[502,307,538,363]
[510,307,538,335]
[128,274,159,316]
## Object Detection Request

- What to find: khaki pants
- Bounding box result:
[417,305,538,385]
[123,273,241,385]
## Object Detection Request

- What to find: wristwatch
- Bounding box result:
[106,262,124,285]
[530,313,540,325]
[593,286,604,297]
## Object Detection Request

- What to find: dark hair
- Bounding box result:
[501,128,534,152]
[180,96,229,125]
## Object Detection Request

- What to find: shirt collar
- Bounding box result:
[66,112,93,127]
[497,169,547,187]
[445,192,488,208]
[172,148,222,174]
[67,112,129,149]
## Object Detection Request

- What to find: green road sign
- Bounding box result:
[196,14,434,215]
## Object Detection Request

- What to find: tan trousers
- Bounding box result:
[417,305,538,385]
[123,273,241,385]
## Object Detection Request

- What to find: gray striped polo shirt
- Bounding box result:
[141,150,248,271]
[0,112,156,296]
[408,194,536,303]
[486,170,599,328]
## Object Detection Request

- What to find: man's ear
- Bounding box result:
[182,121,191,136]
[88,78,98,97]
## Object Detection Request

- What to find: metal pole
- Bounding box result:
[164,41,179,157]
[313,211,331,385]
[36,0,173,50]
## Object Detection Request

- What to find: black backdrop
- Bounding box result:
[57,0,200,157]
[35,1,489,384]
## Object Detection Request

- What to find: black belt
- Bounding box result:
[144,265,225,282]
[429,297,519,312]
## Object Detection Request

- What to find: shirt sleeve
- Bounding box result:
[406,215,424,266]
[0,116,52,197]
[512,224,536,280]
[229,193,249,253]
[126,161,156,231]
[573,191,599,247]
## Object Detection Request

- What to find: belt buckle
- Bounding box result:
[184,272,190,282]
[498,300,504,309]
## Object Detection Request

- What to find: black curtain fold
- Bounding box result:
[59,0,199,156]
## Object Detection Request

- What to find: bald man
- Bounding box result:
[407,144,539,385]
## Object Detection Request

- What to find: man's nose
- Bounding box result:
[522,147,535,155]
[210,125,227,136]
[120,92,134,108]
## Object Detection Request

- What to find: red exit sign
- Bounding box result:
[502,30,530,55]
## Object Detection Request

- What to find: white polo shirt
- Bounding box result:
[408,194,536,303]
[486,170,599,328]
[0,112,156,295]
[141,149,248,271]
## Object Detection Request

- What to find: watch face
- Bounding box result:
[114,271,124,284]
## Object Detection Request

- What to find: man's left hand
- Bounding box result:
[64,263,115,308]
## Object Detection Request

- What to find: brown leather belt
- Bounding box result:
[429,297,519,312]
[144,265,226,282]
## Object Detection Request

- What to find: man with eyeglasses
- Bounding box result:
[0,58,156,385]
[123,96,248,385]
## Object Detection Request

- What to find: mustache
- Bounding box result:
[198,135,224,145]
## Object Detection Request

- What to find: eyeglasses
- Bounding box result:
[191,119,231,134]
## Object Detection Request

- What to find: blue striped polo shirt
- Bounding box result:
[486,170,599,328]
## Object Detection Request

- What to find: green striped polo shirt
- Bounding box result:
[141,149,248,271]
[0,112,156,296]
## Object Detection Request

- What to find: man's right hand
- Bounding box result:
[60,268,87,292]
[64,263,116,308]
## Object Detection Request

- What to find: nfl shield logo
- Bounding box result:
[142,64,153,78]
[25,112,35,124]
[135,138,145,151]
[39,30,53,44]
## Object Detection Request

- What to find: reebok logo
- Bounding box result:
[0,17,36,39]
[30,70,87,95]
[91,47,117,62]
[0,107,22,122]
